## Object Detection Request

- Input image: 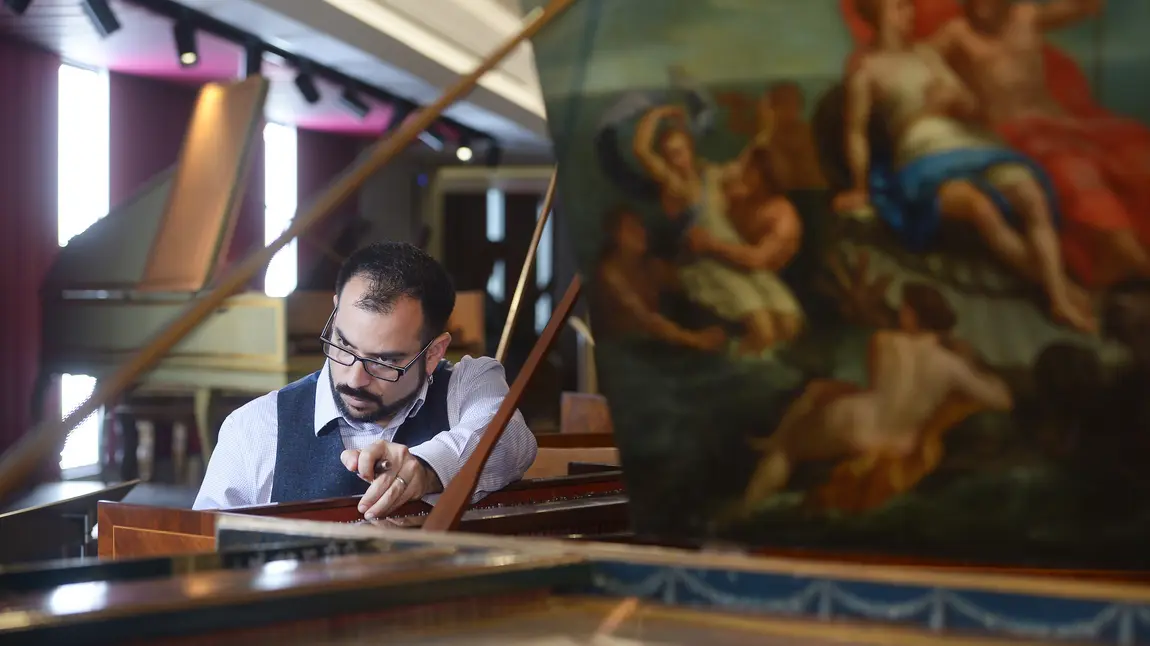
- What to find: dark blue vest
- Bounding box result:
[269,361,453,503]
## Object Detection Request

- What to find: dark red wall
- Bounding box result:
[109,73,198,206]
[295,128,367,291]
[0,38,60,470]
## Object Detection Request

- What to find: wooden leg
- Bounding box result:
[119,412,139,481]
[137,420,155,483]
[172,420,189,485]
[193,388,215,463]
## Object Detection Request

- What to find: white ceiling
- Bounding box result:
[0,0,551,154]
[179,0,551,152]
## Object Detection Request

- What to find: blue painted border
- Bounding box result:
[583,561,1150,644]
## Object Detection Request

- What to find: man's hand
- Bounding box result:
[340,441,443,520]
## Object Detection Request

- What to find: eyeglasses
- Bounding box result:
[318,308,433,382]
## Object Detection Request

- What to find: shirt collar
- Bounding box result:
[313,360,430,436]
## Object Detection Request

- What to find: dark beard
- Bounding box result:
[328,362,426,423]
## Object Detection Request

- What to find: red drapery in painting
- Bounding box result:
[0,38,60,482]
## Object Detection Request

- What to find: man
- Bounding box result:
[834,0,1092,333]
[933,0,1150,288]
[193,242,538,519]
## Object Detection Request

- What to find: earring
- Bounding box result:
[428,374,435,385]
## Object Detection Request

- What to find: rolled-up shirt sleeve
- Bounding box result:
[409,356,537,502]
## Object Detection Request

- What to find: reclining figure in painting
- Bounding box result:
[832,0,1094,334]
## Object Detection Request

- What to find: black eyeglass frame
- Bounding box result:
[318,308,435,382]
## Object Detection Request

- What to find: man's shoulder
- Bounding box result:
[445,355,511,391]
[221,389,280,431]
[448,354,505,377]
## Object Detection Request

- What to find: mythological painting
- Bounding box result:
[525,0,1150,568]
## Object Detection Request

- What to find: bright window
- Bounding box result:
[534,292,552,334]
[533,196,553,333]
[263,122,298,298]
[57,63,109,470]
[487,259,506,303]
[485,188,505,242]
[535,196,553,288]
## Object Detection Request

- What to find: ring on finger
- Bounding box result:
[394,475,407,488]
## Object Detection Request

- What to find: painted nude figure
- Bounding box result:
[594,206,727,353]
[632,105,804,353]
[836,0,1093,333]
[933,0,1150,287]
[736,280,1013,513]
[723,146,806,344]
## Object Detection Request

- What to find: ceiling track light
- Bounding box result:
[173,19,198,66]
[294,68,320,104]
[71,0,494,144]
[455,137,474,162]
[241,41,262,78]
[83,0,121,37]
[339,86,369,119]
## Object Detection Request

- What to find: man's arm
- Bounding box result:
[191,395,277,509]
[408,357,538,501]
[1031,0,1103,31]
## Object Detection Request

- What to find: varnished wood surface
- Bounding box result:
[524,448,620,479]
[559,392,613,435]
[0,548,587,646]
[214,515,1150,605]
[98,472,625,559]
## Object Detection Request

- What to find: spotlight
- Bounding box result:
[294,68,320,104]
[456,146,473,162]
[3,0,32,16]
[83,0,120,38]
[173,20,198,66]
[339,86,369,118]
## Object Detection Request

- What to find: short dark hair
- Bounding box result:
[334,241,456,343]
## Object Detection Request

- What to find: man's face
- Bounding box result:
[327,275,439,423]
